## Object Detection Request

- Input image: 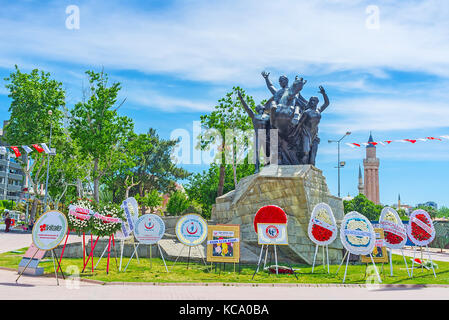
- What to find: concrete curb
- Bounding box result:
[98,281,449,288]
[2,267,448,288]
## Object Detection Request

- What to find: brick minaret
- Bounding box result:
[363,132,380,204]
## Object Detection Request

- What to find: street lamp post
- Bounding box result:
[43,110,53,212]
[328,131,351,198]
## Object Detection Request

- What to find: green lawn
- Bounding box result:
[3,247,448,285]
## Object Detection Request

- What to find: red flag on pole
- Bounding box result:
[32,144,44,153]
[10,146,21,157]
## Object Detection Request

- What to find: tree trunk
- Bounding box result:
[139,184,146,215]
[93,159,100,203]
[232,140,238,188]
[30,198,38,223]
[217,164,226,197]
[77,178,83,198]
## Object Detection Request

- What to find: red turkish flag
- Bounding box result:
[32,144,44,153]
[10,146,21,157]
[404,139,417,143]
[352,143,361,147]
[385,140,392,144]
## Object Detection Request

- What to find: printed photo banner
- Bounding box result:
[345,135,449,149]
[379,207,407,249]
[407,209,435,246]
[206,224,240,263]
[257,223,288,245]
[134,214,165,245]
[308,203,338,246]
[361,228,389,264]
[32,210,68,251]
[340,211,376,255]
[175,214,208,246]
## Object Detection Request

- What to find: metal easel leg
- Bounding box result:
[16,248,39,283]
[401,248,410,277]
[426,245,436,278]
[342,252,350,283]
[157,243,169,273]
[119,239,124,271]
[274,245,278,275]
[95,243,109,270]
[369,253,382,283]
[52,249,65,279]
[252,245,265,280]
[335,250,348,276]
[51,249,59,286]
[170,244,186,271]
[194,245,207,266]
[124,244,139,272]
[311,244,319,273]
[389,249,393,276]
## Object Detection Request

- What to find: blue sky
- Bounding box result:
[0,0,448,207]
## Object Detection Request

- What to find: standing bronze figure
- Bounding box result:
[237,90,271,173]
[239,71,330,166]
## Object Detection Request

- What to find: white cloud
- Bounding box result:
[1,0,449,84]
[322,97,449,133]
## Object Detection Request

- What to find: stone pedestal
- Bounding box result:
[211,165,344,265]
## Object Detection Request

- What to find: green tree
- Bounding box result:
[3,66,65,220]
[185,162,255,218]
[47,129,92,209]
[69,70,133,203]
[166,190,190,215]
[397,208,410,221]
[436,206,449,219]
[415,205,438,219]
[135,189,163,214]
[133,128,190,214]
[343,194,383,220]
[199,87,255,196]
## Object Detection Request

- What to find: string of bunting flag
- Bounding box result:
[0,143,54,157]
[345,135,449,148]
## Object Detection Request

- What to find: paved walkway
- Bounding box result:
[0,231,84,253]
[0,269,448,300]
[2,233,449,300]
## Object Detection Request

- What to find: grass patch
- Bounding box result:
[1,247,447,285]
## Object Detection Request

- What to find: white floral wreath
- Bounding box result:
[91,205,123,237]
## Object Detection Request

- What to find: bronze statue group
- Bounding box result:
[238,71,329,171]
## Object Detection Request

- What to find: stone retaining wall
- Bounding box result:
[212,165,344,265]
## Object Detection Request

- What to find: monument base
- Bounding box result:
[211,165,344,265]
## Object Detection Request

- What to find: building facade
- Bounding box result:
[0,121,25,202]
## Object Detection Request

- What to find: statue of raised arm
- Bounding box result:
[298,85,330,165]
[318,85,329,112]
[237,90,271,172]
[261,71,277,95]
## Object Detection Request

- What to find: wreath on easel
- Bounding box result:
[67,198,95,234]
[90,204,124,237]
